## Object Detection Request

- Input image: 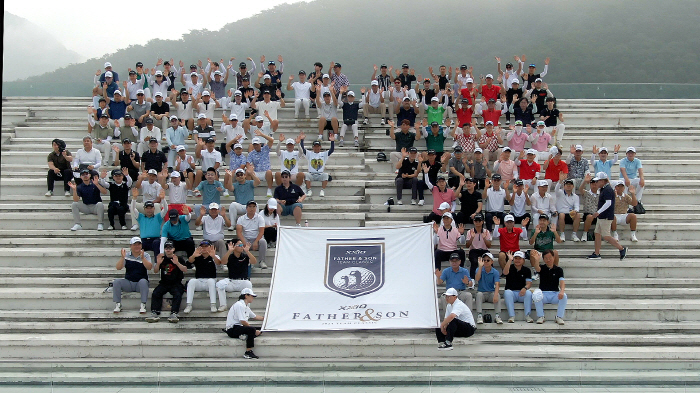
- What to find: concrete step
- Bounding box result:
[0,194,366,206]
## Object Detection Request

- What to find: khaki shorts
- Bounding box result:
[594,218,613,237]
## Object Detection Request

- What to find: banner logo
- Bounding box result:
[325,242,384,298]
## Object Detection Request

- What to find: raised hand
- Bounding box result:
[544,57,550,65]
[121,248,127,258]
[522,217,530,227]
[492,216,500,226]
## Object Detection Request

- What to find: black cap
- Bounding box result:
[454,146,463,152]
[135,62,144,67]
[128,70,136,75]
[149,137,158,143]
[205,137,215,143]
[144,201,155,208]
[241,77,249,81]
[408,147,418,153]
[145,118,154,124]
[112,169,123,176]
[268,61,276,65]
[461,98,469,103]
[180,89,189,95]
[298,70,306,75]
[473,213,484,221]
[123,114,132,119]
[539,214,550,221]
[246,200,258,206]
[312,141,321,146]
[402,63,409,68]
[163,61,171,66]
[506,62,513,67]
[515,179,524,186]
[488,98,496,103]
[430,121,439,127]
[122,138,131,144]
[322,91,331,96]
[334,63,341,68]
[465,177,476,183]
[449,253,461,260]
[380,64,387,68]
[460,65,467,70]
[199,240,212,246]
[168,208,179,218]
[492,174,502,180]
[190,64,197,69]
[281,170,291,176]
[564,179,574,184]
[100,113,109,118]
[427,149,436,154]
[164,241,174,249]
[239,62,247,68]
[424,78,431,82]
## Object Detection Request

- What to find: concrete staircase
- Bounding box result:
[2,96,700,386]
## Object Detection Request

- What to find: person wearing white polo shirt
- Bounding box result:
[251,89,285,133]
[181,72,203,97]
[221,114,246,159]
[554,178,581,242]
[224,287,264,359]
[275,134,305,187]
[196,90,220,127]
[167,90,195,132]
[363,81,386,125]
[226,90,251,130]
[196,203,231,258]
[236,200,268,269]
[160,171,188,216]
[147,70,171,104]
[530,180,557,224]
[173,145,196,195]
[436,287,476,350]
[138,118,161,155]
[619,146,645,206]
[194,137,222,188]
[287,70,312,118]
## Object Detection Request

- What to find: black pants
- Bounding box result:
[151,283,184,314]
[172,238,196,257]
[395,177,419,200]
[264,226,277,244]
[435,249,466,270]
[47,169,74,192]
[426,211,444,225]
[142,237,161,257]
[454,211,476,226]
[485,211,505,232]
[513,213,532,231]
[226,325,257,348]
[448,176,462,190]
[108,201,128,227]
[435,319,476,343]
[468,248,490,280]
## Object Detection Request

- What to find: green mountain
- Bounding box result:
[3,12,85,82]
[3,0,699,97]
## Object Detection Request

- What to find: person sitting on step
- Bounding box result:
[183,240,221,314]
[474,253,503,324]
[216,238,257,311]
[145,241,186,323]
[113,237,153,314]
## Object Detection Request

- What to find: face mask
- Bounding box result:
[515,126,522,134]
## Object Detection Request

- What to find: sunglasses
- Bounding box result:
[236,173,244,177]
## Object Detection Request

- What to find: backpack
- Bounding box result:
[483,313,492,323]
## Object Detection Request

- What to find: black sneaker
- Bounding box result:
[168,312,179,323]
[145,312,160,323]
[244,350,259,359]
[587,253,601,260]
[620,247,628,260]
[437,342,453,351]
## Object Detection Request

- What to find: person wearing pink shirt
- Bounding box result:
[424,174,457,224]
[506,120,529,158]
[529,121,552,160]
[493,147,518,189]
[433,212,466,270]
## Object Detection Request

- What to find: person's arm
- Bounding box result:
[423,167,434,189]
[503,252,512,275]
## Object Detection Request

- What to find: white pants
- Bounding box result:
[216,278,252,307]
[186,278,216,305]
[294,99,310,118]
[626,178,645,202]
[228,202,247,227]
[552,124,565,146]
[340,123,358,139]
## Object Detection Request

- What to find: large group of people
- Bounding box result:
[42,54,648,358]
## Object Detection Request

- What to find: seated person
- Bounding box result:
[474,253,503,324]
[196,203,231,257]
[275,134,305,186]
[46,138,74,197]
[160,208,195,257]
[183,240,222,314]
[224,166,260,230]
[528,215,563,277]
[435,253,474,314]
[455,178,482,226]
[433,213,466,270]
[554,179,581,242]
[611,181,639,242]
[436,288,477,351]
[69,169,106,231]
[530,249,567,325]
[98,169,132,230]
[274,170,306,226]
[146,240,187,323]
[236,200,268,269]
[464,213,492,279]
[113,237,152,314]
[224,287,265,360]
[579,173,600,242]
[216,239,257,311]
[300,132,335,197]
[503,250,533,323]
[482,174,508,232]
[424,174,457,224]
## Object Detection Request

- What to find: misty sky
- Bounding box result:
[5,0,309,59]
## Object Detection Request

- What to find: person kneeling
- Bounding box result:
[225,288,265,359]
[436,288,477,351]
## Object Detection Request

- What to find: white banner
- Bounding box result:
[262,224,440,331]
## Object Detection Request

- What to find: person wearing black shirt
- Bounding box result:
[338,88,363,147]
[539,97,565,147]
[510,98,537,126]
[308,62,324,104]
[150,93,170,131]
[46,139,74,196]
[273,170,307,226]
[395,147,421,205]
[455,178,483,225]
[216,239,258,311]
[396,97,418,126]
[529,79,551,115]
[396,64,417,101]
[69,170,106,231]
[114,139,141,180]
[504,80,525,125]
[502,250,533,323]
[421,152,443,186]
[417,79,436,119]
[183,240,222,314]
[146,241,187,323]
[531,249,567,325]
[588,172,626,260]
[113,237,153,314]
[141,138,167,172]
[98,169,132,230]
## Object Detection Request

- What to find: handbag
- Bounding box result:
[633,202,646,215]
[483,313,492,323]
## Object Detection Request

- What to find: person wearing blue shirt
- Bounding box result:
[225,167,261,231]
[619,146,645,204]
[165,116,189,168]
[130,188,169,257]
[194,168,224,222]
[588,172,626,260]
[435,253,474,313]
[69,169,106,231]
[474,253,502,324]
[160,208,195,256]
[591,145,619,179]
[104,90,128,127]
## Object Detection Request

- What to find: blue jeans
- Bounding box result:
[534,291,568,318]
[504,289,533,318]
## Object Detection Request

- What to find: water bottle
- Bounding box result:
[305,220,309,227]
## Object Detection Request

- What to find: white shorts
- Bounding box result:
[305,172,329,182]
[255,170,269,180]
[615,213,628,225]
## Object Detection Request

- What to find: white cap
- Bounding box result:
[214,70,222,75]
[431,97,439,102]
[154,92,163,97]
[235,168,245,174]
[136,89,145,95]
[626,146,636,153]
[197,113,207,119]
[190,72,198,77]
[170,115,179,120]
[241,288,257,297]
[267,198,278,209]
[615,179,626,186]
[322,74,330,79]
[438,202,451,210]
[537,120,546,126]
[575,144,583,151]
[599,147,608,153]
[466,78,474,83]
[208,203,220,210]
[535,77,543,82]
[263,74,271,79]
[202,90,210,96]
[514,251,525,258]
[147,169,158,175]
[485,74,493,79]
[503,147,512,152]
[511,80,520,84]
[526,148,537,155]
[442,212,453,220]
[251,137,262,144]
[347,91,355,97]
[474,147,483,153]
[233,143,243,149]
[113,90,121,95]
[255,115,264,122]
[537,180,548,187]
[485,121,493,126]
[402,97,410,101]
[234,90,242,96]
[104,62,112,68]
[229,114,238,121]
[104,71,113,78]
[155,70,163,76]
[504,214,515,222]
[482,252,494,260]
[129,236,142,244]
[595,171,609,180]
[443,288,459,297]
[170,171,181,178]
[176,145,185,152]
[371,80,379,86]
[285,138,295,145]
[532,288,543,303]
[549,146,560,156]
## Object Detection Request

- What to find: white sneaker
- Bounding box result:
[397,200,403,205]
[266,189,272,197]
[228,226,234,231]
[187,190,194,197]
[113,303,122,313]
[71,224,82,231]
[495,315,503,324]
[223,190,230,197]
[363,118,369,125]
[560,232,565,242]
[139,303,147,314]
[418,200,425,206]
[218,305,228,312]
[307,189,313,197]
[555,316,565,325]
[64,191,71,196]
[571,233,580,242]
[317,134,323,141]
[210,304,217,313]
[183,304,193,314]
[526,315,534,323]
[195,226,202,231]
[581,236,588,242]
[380,119,386,125]
[130,224,139,231]
[45,191,53,197]
[354,139,359,147]
[107,226,114,231]
[338,139,344,147]
[476,314,483,324]
[612,231,619,241]
[97,224,104,231]
[319,190,325,197]
[121,226,128,230]
[258,261,269,269]
[536,316,545,324]
[631,233,638,242]
[193,190,202,197]
[411,199,417,205]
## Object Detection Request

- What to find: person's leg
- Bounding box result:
[258,238,267,264]
[293,205,303,225]
[395,178,404,200]
[318,117,326,136]
[213,239,226,260]
[339,124,348,141]
[504,290,515,318]
[271,119,279,132]
[207,278,217,305]
[558,213,566,236]
[216,278,232,308]
[138,278,149,303]
[186,279,197,305]
[389,152,402,169]
[458,291,473,309]
[118,205,128,227]
[112,278,127,303]
[476,291,484,314]
[47,170,57,192]
[523,290,533,317]
[107,203,117,228]
[264,226,277,244]
[151,284,166,314]
[435,327,447,343]
[302,98,310,117]
[294,99,302,118]
[572,211,581,233]
[498,251,507,271]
